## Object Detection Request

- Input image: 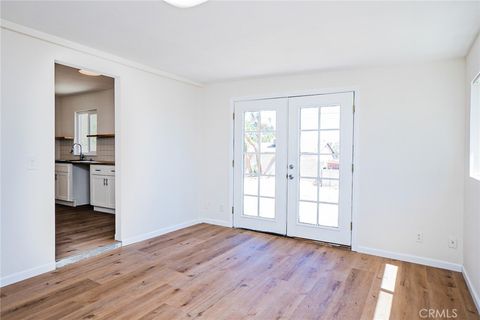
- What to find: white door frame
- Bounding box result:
[54,60,122,242]
[229,87,360,250]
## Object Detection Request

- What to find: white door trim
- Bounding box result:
[229,87,360,250]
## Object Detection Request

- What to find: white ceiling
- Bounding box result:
[2,1,480,84]
[55,63,114,96]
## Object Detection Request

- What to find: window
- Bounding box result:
[470,74,480,181]
[75,110,97,155]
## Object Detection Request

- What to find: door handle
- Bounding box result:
[288,174,294,180]
[289,164,294,169]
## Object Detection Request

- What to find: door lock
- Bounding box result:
[288,174,294,180]
[289,164,294,169]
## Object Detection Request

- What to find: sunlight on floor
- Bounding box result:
[373,263,398,320]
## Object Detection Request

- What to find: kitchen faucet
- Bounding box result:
[71,143,85,160]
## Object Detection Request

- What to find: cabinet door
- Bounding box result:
[56,172,70,201]
[91,175,108,207]
[106,177,115,209]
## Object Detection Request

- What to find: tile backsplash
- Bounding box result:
[55,137,115,162]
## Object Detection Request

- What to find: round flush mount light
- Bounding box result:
[163,0,208,8]
[78,69,101,76]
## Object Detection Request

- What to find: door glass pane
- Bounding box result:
[259,197,275,218]
[300,131,318,153]
[261,111,276,131]
[318,203,338,227]
[244,154,259,175]
[299,178,317,201]
[319,130,340,155]
[244,176,258,196]
[320,106,340,129]
[301,107,318,130]
[319,155,339,179]
[319,179,339,203]
[260,132,276,153]
[244,196,258,216]
[299,201,317,225]
[244,133,259,152]
[300,155,318,178]
[245,112,260,131]
[260,154,275,175]
[242,110,277,220]
[260,176,275,197]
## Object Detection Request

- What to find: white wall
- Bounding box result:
[56,88,115,137]
[199,59,466,268]
[464,33,480,309]
[1,26,202,285]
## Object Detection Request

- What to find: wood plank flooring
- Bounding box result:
[56,205,116,260]
[2,224,478,319]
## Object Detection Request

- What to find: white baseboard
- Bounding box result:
[121,219,202,246]
[201,218,232,227]
[0,262,56,287]
[356,246,462,272]
[463,266,480,313]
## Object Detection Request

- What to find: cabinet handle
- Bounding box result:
[103,178,106,186]
[106,179,108,186]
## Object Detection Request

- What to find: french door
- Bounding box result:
[233,92,354,245]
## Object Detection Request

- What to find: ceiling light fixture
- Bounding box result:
[163,0,208,8]
[78,69,101,76]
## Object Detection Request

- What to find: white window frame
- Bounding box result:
[470,74,480,181]
[74,109,97,155]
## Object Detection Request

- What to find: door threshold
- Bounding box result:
[56,241,122,268]
[237,227,351,250]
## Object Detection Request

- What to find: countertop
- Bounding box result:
[56,160,115,165]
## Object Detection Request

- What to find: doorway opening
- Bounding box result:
[233,92,354,246]
[54,63,120,266]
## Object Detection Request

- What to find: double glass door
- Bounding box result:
[233,92,354,245]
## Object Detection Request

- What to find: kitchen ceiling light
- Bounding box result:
[78,69,101,76]
[163,0,208,8]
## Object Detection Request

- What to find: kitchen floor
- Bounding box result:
[56,204,116,260]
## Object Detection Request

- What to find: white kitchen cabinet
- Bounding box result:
[90,165,115,213]
[55,171,71,201]
[55,163,89,206]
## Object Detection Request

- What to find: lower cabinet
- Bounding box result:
[55,163,89,206]
[55,170,71,201]
[90,165,115,213]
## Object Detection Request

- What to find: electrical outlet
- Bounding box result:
[416,232,423,243]
[448,236,457,249]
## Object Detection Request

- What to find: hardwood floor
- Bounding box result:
[56,205,116,260]
[2,224,478,319]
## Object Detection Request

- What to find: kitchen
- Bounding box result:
[54,63,118,264]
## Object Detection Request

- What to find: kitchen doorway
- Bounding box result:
[54,63,120,266]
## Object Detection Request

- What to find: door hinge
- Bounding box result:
[233,112,235,120]
[232,206,234,214]
[353,103,356,113]
[350,222,353,230]
[352,163,354,172]
[232,160,234,167]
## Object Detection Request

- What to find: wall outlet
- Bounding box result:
[448,236,457,249]
[416,232,423,243]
